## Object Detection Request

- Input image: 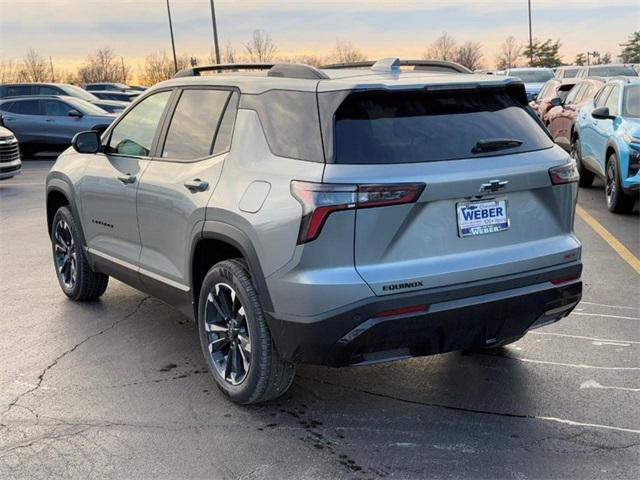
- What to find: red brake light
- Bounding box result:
[549,162,579,185]
[291,181,425,244]
[551,274,580,285]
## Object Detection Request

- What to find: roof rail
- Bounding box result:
[174,63,275,78]
[320,58,472,74]
[174,62,329,80]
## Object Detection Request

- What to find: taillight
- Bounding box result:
[291,181,425,244]
[549,162,579,185]
[551,274,580,285]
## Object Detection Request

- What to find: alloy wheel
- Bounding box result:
[605,161,616,208]
[54,219,77,289]
[203,283,252,386]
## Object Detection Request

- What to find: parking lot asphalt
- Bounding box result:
[1,160,639,479]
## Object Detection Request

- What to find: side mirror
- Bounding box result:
[72,130,101,154]
[68,109,83,118]
[550,97,562,107]
[592,106,614,120]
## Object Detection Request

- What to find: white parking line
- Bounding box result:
[536,416,640,434]
[508,357,640,371]
[529,331,640,345]
[571,312,639,321]
[580,301,639,311]
[580,380,640,393]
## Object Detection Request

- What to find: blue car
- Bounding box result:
[574,78,639,213]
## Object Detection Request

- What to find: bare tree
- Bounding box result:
[496,36,522,69]
[424,32,457,61]
[0,58,19,83]
[139,51,191,86]
[243,29,277,62]
[222,41,238,63]
[454,41,484,71]
[290,54,325,67]
[77,47,130,84]
[18,48,50,82]
[331,40,366,64]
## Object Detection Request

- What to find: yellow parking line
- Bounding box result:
[576,204,640,274]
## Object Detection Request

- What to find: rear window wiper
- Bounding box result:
[472,138,523,154]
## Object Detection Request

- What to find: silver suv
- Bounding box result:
[45,58,583,404]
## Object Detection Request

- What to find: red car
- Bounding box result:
[530,79,575,120]
[545,79,604,152]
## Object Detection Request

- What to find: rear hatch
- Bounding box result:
[321,85,581,296]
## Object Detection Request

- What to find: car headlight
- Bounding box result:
[622,131,640,144]
[0,134,16,143]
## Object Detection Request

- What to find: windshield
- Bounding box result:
[510,70,554,83]
[334,89,553,164]
[66,98,110,115]
[623,85,640,118]
[60,85,99,101]
[589,66,637,77]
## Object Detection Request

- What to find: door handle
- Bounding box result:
[184,179,209,192]
[45,119,53,122]
[117,174,136,184]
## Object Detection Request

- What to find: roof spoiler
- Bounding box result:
[174,63,329,80]
[320,58,472,74]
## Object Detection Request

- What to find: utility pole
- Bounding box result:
[527,0,534,65]
[121,56,126,83]
[166,0,178,73]
[209,0,221,64]
[49,56,55,82]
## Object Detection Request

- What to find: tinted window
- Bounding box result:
[240,90,324,162]
[589,66,637,77]
[7,100,39,115]
[605,86,620,116]
[162,89,229,160]
[334,89,553,164]
[4,85,33,97]
[623,85,640,118]
[39,86,62,95]
[42,99,74,116]
[509,70,554,82]
[564,84,585,105]
[594,86,611,108]
[60,85,98,102]
[109,91,171,157]
[561,69,579,79]
[213,91,239,155]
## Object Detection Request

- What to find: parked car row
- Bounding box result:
[530,73,639,213]
[0,81,140,156]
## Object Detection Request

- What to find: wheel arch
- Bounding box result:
[192,221,274,316]
[46,177,87,248]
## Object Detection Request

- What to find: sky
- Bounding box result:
[0,0,638,71]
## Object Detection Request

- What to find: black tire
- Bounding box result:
[571,137,594,188]
[198,259,295,404]
[477,333,526,350]
[51,206,109,301]
[605,153,636,214]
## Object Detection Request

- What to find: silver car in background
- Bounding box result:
[0,96,115,155]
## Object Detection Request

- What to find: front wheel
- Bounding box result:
[197,259,295,404]
[51,206,108,301]
[605,154,636,214]
[571,137,594,187]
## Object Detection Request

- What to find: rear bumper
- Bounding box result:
[265,262,582,367]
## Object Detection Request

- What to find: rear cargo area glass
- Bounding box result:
[334,89,553,164]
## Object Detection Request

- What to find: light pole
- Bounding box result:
[166,0,178,73]
[209,0,221,64]
[527,0,533,65]
[586,51,599,67]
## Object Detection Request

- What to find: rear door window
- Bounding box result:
[41,99,74,116]
[161,89,230,161]
[4,85,34,97]
[333,89,553,164]
[39,86,63,95]
[8,100,40,115]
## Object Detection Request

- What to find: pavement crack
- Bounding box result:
[4,296,151,415]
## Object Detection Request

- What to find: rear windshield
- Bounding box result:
[510,70,554,82]
[334,89,553,164]
[589,66,637,77]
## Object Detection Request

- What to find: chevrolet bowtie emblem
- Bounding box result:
[479,179,509,193]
